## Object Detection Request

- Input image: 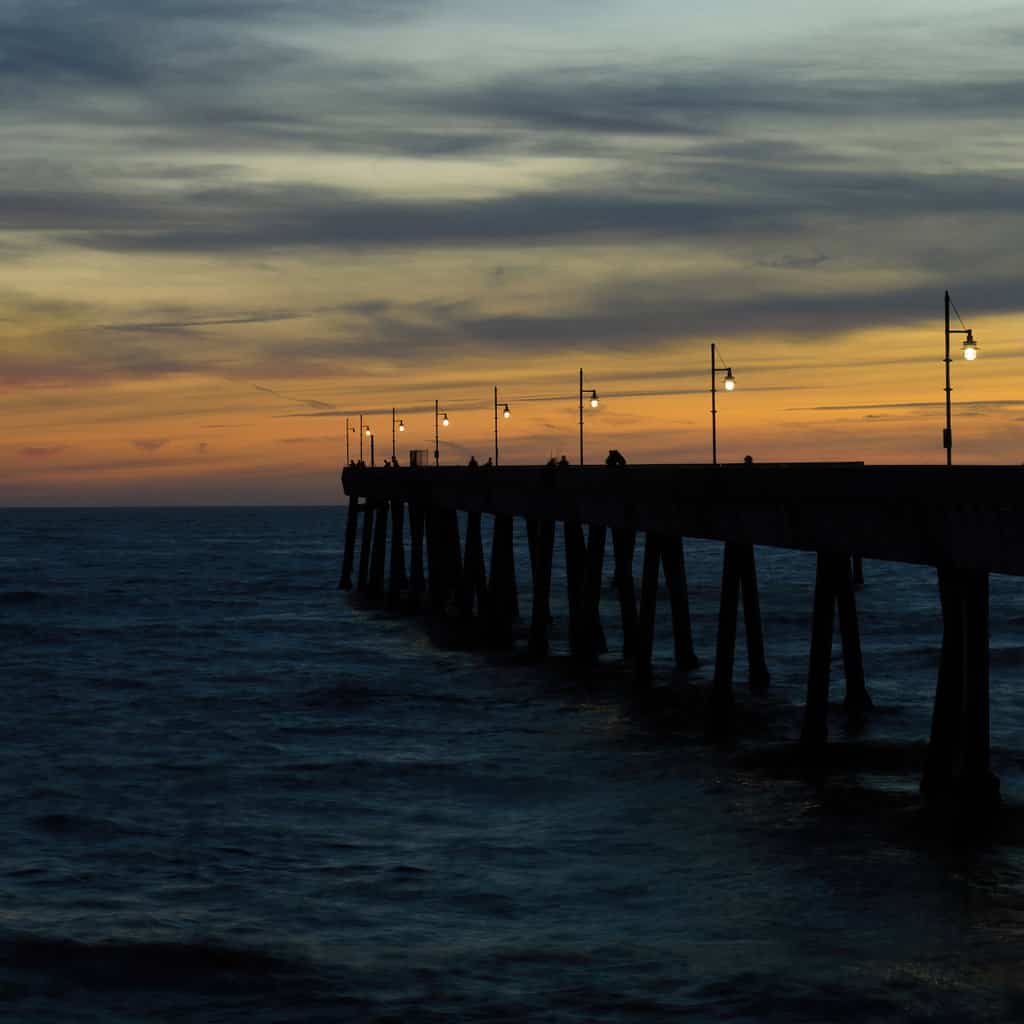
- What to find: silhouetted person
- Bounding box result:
[485,457,493,467]
[468,455,479,468]
[558,455,570,467]
[605,449,626,467]
[744,454,753,465]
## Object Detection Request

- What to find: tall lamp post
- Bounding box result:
[578,368,599,466]
[433,400,449,467]
[359,414,365,462]
[944,289,978,466]
[710,342,736,466]
[392,408,405,465]
[345,416,359,465]
[493,386,510,465]
[364,422,375,468]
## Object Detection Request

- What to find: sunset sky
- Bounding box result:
[3,0,1023,505]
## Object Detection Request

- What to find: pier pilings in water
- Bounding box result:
[341,463,1024,819]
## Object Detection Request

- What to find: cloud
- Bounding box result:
[254,384,335,410]
[20,445,66,457]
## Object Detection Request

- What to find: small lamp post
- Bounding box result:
[578,368,599,466]
[391,408,405,465]
[434,400,449,466]
[944,289,978,466]
[364,423,375,467]
[345,416,359,464]
[493,386,511,465]
[710,343,736,466]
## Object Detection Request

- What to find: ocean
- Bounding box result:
[2,505,1023,1022]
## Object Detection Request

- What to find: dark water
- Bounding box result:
[2,506,1024,1022]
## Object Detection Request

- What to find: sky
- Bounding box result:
[3,0,1024,505]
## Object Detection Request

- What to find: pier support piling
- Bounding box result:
[527,518,555,659]
[661,534,699,673]
[800,551,871,776]
[388,499,406,609]
[582,523,608,664]
[635,532,661,690]
[340,496,360,590]
[612,528,638,657]
[462,509,488,621]
[368,501,389,596]
[487,514,518,644]
[922,566,1000,816]
[409,504,426,597]
[357,499,375,593]
[564,521,587,662]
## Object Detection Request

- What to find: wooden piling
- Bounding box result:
[369,500,389,596]
[527,518,555,659]
[836,557,870,716]
[580,523,608,665]
[409,503,426,595]
[611,527,638,657]
[922,567,1000,814]
[711,542,741,723]
[660,533,699,673]
[339,496,360,590]
[489,514,519,633]
[736,543,770,689]
[357,499,375,593]
[462,509,488,620]
[387,499,406,609]
[800,551,838,775]
[635,531,661,689]
[564,521,587,661]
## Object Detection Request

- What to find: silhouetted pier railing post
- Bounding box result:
[340,461,1024,825]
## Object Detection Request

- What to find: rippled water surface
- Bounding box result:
[2,506,1024,1022]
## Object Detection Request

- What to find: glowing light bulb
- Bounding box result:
[963,334,978,361]
[590,392,599,409]
[724,370,736,391]
[365,426,371,436]
[442,413,449,427]
[503,404,510,419]
[398,420,405,432]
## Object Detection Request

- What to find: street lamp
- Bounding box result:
[434,400,449,466]
[578,368,599,466]
[710,343,736,466]
[391,408,405,465]
[364,424,375,467]
[359,414,365,462]
[944,290,978,466]
[345,416,359,464]
[493,386,511,465]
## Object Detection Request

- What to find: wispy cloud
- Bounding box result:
[19,445,66,458]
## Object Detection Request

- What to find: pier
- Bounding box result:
[340,462,1024,821]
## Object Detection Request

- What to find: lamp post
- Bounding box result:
[493,386,511,466]
[345,416,358,465]
[710,342,736,466]
[944,290,978,466]
[359,414,364,463]
[578,368,599,466]
[392,408,405,465]
[433,400,449,467]
[364,423,375,468]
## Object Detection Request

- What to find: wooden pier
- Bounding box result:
[340,462,1024,821]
